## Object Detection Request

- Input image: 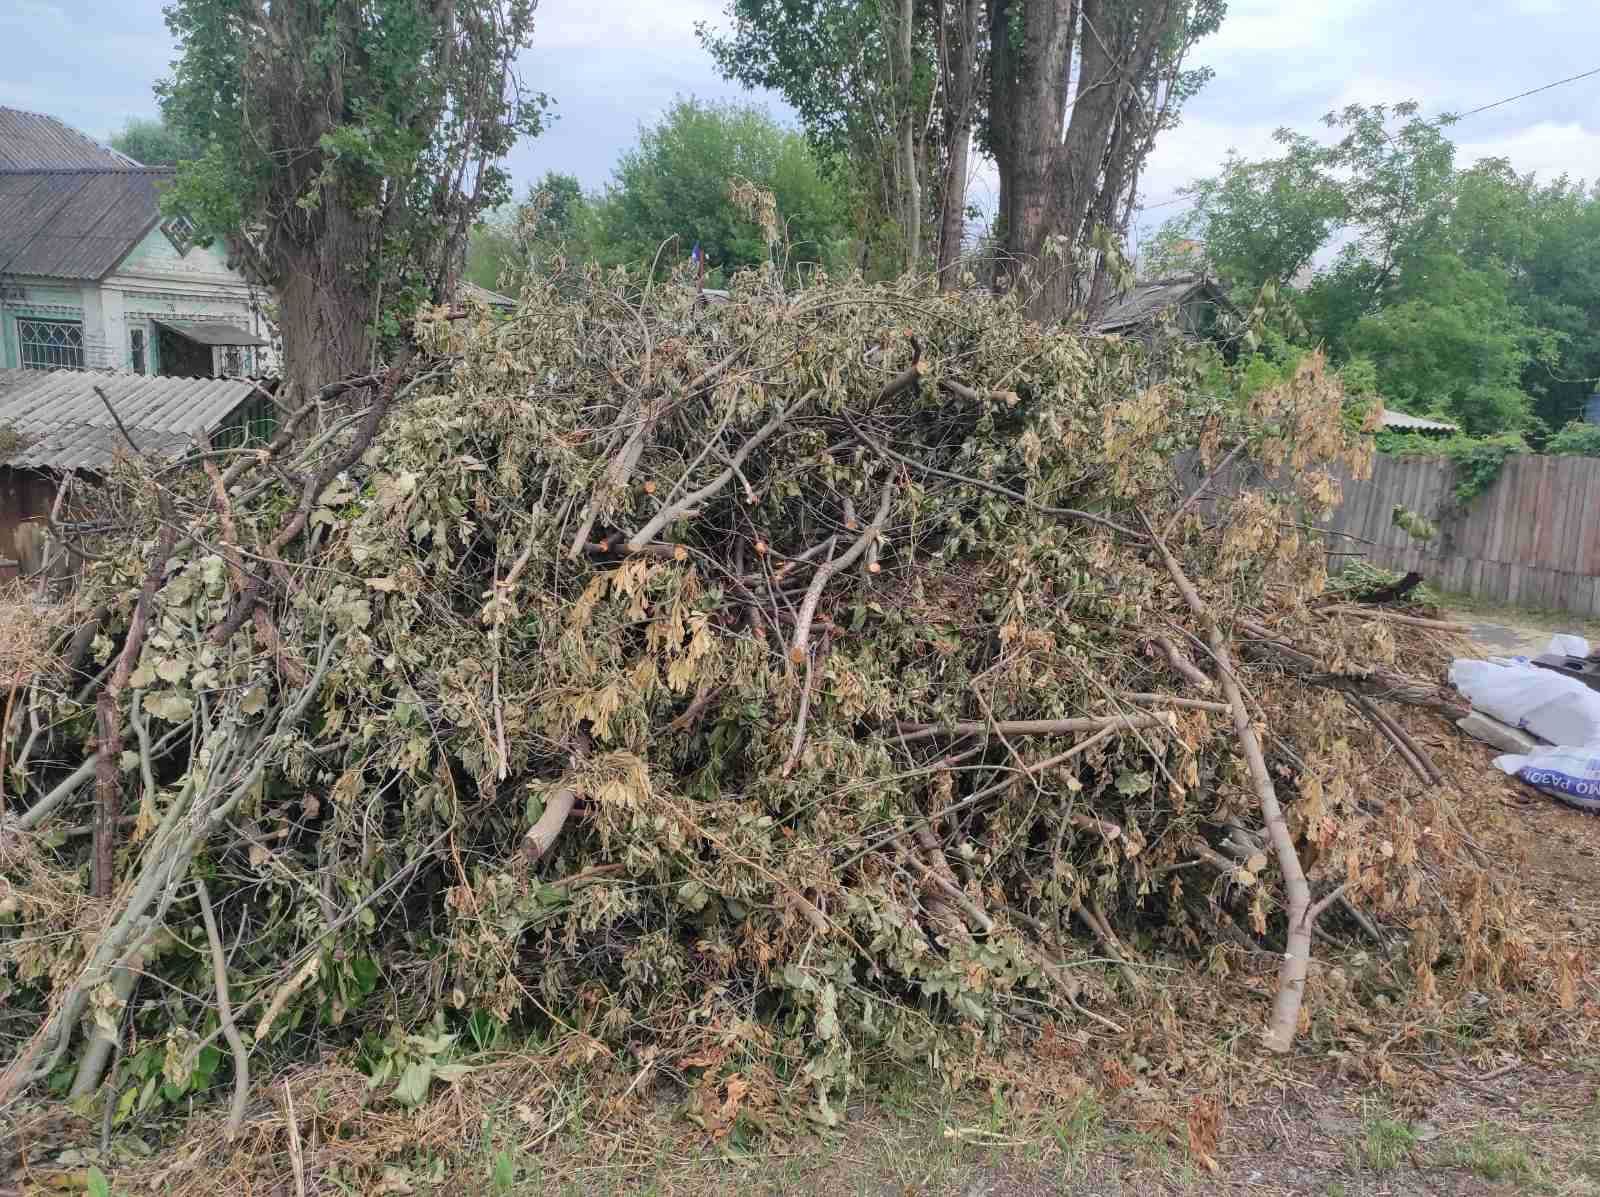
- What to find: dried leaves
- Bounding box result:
[0,270,1575,1143]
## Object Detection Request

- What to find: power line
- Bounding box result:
[1447,64,1600,122]
[1134,63,1600,215]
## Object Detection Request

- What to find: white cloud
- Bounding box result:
[1197,0,1376,60]
[1459,121,1600,183]
[537,2,723,51]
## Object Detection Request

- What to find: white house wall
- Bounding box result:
[1,227,279,374]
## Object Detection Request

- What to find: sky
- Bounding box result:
[4,0,1600,249]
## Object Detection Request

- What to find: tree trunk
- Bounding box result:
[936,0,983,290]
[894,0,922,274]
[992,0,1076,311]
[276,235,376,408]
[988,0,1184,323]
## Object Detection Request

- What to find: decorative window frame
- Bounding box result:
[160,212,198,256]
[14,314,86,370]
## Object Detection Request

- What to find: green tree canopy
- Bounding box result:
[107,117,205,167]
[467,171,596,292]
[1162,101,1600,439]
[593,97,851,284]
[158,0,545,402]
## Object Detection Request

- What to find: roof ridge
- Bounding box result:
[0,105,141,168]
[0,166,173,177]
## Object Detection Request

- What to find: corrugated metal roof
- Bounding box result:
[0,106,137,171]
[1094,275,1238,332]
[0,169,171,279]
[154,319,269,347]
[0,168,171,279]
[1380,410,1459,434]
[0,371,257,470]
[0,370,35,399]
[459,281,516,309]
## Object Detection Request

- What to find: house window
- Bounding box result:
[222,346,251,377]
[161,212,197,256]
[17,318,85,370]
[130,329,146,374]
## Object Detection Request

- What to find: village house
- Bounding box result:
[0,106,277,378]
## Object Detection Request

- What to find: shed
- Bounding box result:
[1094,275,1240,340]
[0,371,270,578]
[457,282,516,311]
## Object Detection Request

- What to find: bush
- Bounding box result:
[1546,420,1600,457]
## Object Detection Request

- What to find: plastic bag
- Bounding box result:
[1449,657,1600,747]
[1548,633,1592,659]
[1495,747,1600,812]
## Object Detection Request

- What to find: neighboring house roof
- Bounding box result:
[0,369,35,400]
[0,371,259,471]
[0,168,172,280]
[1380,410,1459,435]
[0,106,137,171]
[1094,275,1239,334]
[458,281,516,310]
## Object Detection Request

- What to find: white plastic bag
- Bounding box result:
[1449,657,1600,747]
[1495,747,1600,812]
[1548,633,1592,659]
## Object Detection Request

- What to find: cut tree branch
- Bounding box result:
[1147,516,1313,1055]
[194,876,249,1140]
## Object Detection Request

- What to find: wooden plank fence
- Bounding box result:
[1180,452,1600,618]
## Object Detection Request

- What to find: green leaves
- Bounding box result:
[591,98,851,285]
[363,1016,474,1108]
[159,0,546,372]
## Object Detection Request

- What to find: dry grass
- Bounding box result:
[0,591,61,689]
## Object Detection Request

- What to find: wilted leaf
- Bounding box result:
[1114,770,1152,797]
[393,1060,433,1106]
[142,691,193,723]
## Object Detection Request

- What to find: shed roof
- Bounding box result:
[1094,275,1238,333]
[458,281,516,310]
[154,319,269,347]
[0,168,171,279]
[0,106,137,171]
[1380,409,1459,434]
[0,371,259,471]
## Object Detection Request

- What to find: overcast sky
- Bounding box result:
[5,0,1599,248]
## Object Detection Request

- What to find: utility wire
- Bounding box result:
[1446,64,1600,122]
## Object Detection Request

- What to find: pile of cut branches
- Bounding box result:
[0,268,1563,1145]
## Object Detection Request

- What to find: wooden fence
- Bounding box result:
[1183,452,1600,618]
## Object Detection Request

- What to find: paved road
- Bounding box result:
[1451,616,1549,657]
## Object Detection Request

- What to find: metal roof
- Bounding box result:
[154,319,269,347]
[1380,410,1459,434]
[0,371,258,471]
[0,106,137,171]
[1094,275,1239,333]
[458,281,516,309]
[0,168,171,279]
